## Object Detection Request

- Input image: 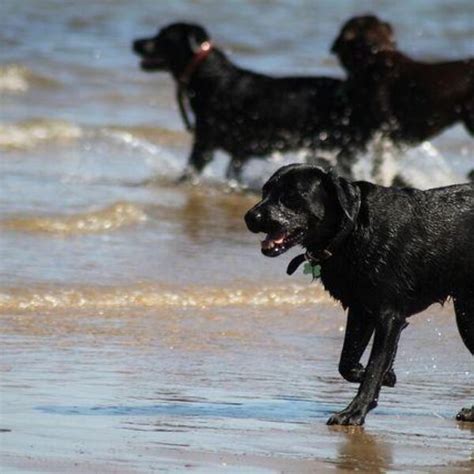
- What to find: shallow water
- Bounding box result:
[1,0,473,472]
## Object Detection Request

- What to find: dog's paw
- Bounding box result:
[382,368,396,387]
[327,408,366,426]
[456,406,474,422]
[176,173,191,183]
[177,169,200,185]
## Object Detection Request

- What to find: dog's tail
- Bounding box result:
[454,292,474,355]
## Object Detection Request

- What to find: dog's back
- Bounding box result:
[193,68,368,155]
[332,15,474,143]
[367,52,474,140]
[324,182,474,314]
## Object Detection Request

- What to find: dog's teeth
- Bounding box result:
[261,239,274,250]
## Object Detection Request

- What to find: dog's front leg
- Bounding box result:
[339,307,397,387]
[338,307,374,383]
[328,310,406,426]
[179,140,214,182]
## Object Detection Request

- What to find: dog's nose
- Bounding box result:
[132,39,143,54]
[245,207,263,233]
[143,40,155,54]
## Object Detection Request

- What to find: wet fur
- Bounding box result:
[245,164,474,425]
[133,23,374,182]
[332,15,474,146]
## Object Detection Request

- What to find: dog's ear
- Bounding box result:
[382,21,395,39]
[187,26,210,53]
[322,170,361,222]
[381,21,396,49]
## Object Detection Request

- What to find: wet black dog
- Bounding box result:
[245,163,473,425]
[133,23,373,182]
[331,15,474,147]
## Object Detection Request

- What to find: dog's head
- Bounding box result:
[133,23,211,76]
[331,15,396,73]
[245,164,360,259]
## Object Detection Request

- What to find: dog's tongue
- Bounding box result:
[261,231,286,251]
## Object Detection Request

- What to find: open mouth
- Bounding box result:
[140,56,166,70]
[261,229,304,257]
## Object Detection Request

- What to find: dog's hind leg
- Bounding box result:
[454,291,474,354]
[338,307,397,387]
[179,140,214,182]
[304,152,332,171]
[335,148,357,180]
[460,96,474,182]
[453,291,474,422]
[225,156,247,184]
[328,310,406,426]
[461,95,474,135]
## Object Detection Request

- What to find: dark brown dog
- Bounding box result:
[331,15,474,176]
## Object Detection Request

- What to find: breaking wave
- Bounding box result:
[0,283,331,313]
[0,63,60,93]
[0,119,83,150]
[0,202,147,235]
[0,119,187,152]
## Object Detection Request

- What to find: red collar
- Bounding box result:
[179,41,213,85]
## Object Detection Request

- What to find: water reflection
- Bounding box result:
[329,426,393,473]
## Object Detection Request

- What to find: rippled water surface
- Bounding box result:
[1,0,473,472]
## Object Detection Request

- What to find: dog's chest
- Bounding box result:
[320,257,363,308]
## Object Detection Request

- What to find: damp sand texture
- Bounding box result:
[1,0,474,472]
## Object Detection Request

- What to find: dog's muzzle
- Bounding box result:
[244,207,263,234]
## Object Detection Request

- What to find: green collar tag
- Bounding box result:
[303,262,321,280]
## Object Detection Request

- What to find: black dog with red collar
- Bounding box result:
[133,23,376,183]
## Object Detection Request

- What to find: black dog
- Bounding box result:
[245,163,473,425]
[133,23,373,182]
[331,15,474,147]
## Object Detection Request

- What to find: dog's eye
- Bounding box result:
[280,191,300,209]
[343,30,356,41]
[144,41,156,54]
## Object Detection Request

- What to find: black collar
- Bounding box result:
[286,198,361,276]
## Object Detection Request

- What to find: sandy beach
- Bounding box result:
[1,0,473,472]
[1,278,473,472]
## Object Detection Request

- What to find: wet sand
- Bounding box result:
[2,1,473,471]
[1,291,473,473]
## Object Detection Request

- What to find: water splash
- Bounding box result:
[352,134,463,188]
[0,119,82,150]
